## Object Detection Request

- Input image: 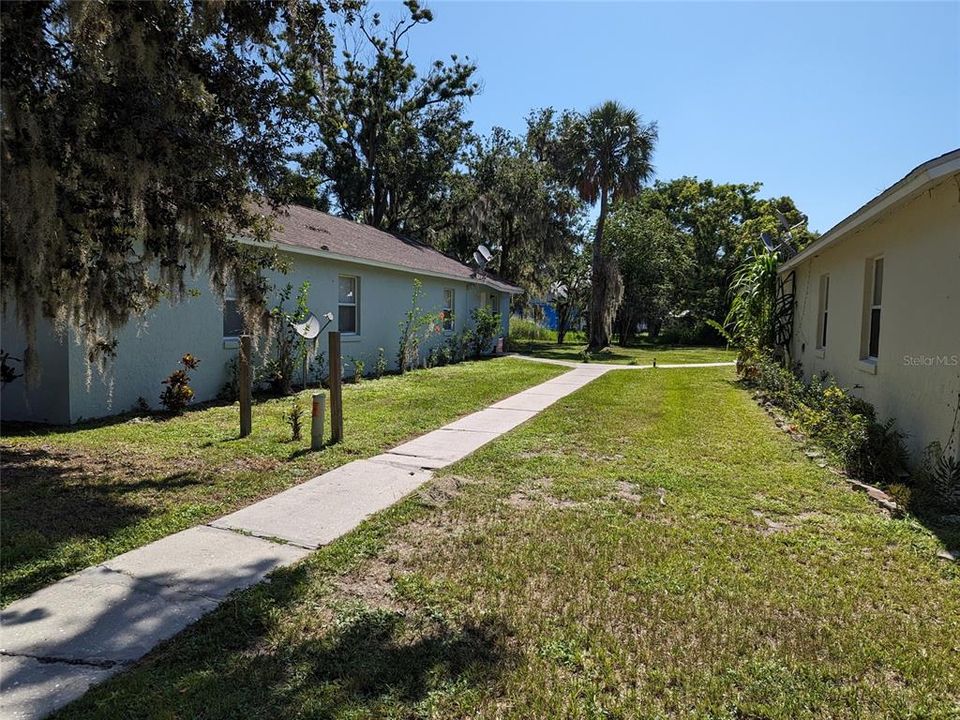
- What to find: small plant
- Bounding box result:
[426,346,439,368]
[579,348,592,363]
[285,400,305,441]
[160,354,200,414]
[311,351,327,387]
[133,396,151,414]
[351,356,365,382]
[437,342,452,366]
[1,349,23,385]
[397,279,443,372]
[264,281,311,395]
[886,483,911,517]
[375,347,387,378]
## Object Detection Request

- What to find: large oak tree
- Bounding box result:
[1,0,352,374]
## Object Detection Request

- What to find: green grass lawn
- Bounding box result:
[511,337,736,365]
[54,367,960,719]
[0,358,565,605]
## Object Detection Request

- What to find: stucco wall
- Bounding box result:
[0,309,71,424]
[3,252,512,424]
[785,176,960,459]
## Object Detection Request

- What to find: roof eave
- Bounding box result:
[779,150,960,273]
[238,237,523,294]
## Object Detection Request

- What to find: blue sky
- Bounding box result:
[370,0,959,233]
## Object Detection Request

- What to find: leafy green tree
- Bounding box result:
[633,179,815,340]
[301,0,477,234]
[553,101,658,350]
[552,244,591,344]
[605,206,691,344]
[719,248,780,359]
[435,120,586,301]
[1,0,350,374]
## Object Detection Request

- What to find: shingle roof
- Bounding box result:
[257,204,522,294]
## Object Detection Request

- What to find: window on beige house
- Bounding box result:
[816,274,829,349]
[863,257,883,360]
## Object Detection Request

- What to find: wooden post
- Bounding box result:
[328,331,343,443]
[239,335,252,438]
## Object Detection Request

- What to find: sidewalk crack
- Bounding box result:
[0,650,128,670]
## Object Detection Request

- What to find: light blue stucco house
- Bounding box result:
[1,205,521,424]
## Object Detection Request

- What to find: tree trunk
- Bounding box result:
[617,309,636,347]
[557,302,570,344]
[588,188,614,350]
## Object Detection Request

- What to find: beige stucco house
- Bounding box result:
[1,206,520,424]
[780,149,960,460]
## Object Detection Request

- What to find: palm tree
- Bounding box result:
[564,101,657,349]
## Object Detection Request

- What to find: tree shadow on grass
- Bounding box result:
[904,490,960,552]
[1,444,206,603]
[55,561,511,718]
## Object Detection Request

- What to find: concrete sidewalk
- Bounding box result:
[0,365,610,719]
[506,352,736,371]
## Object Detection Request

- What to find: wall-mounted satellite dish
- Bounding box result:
[761,231,777,253]
[292,312,323,339]
[293,312,335,390]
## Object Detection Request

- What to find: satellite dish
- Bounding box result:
[291,312,322,339]
[478,244,493,263]
[774,209,791,231]
[761,231,777,252]
[473,250,487,267]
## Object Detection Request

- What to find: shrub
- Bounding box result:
[218,357,240,401]
[397,280,442,372]
[437,342,452,366]
[160,354,200,413]
[746,353,908,487]
[285,400,304,441]
[471,307,501,357]
[264,282,311,395]
[509,317,552,343]
[917,441,960,511]
[311,351,326,387]
[351,356,365,382]
[375,348,387,378]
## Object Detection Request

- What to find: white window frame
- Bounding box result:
[864,257,883,361]
[442,288,455,332]
[815,274,829,350]
[338,275,360,336]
